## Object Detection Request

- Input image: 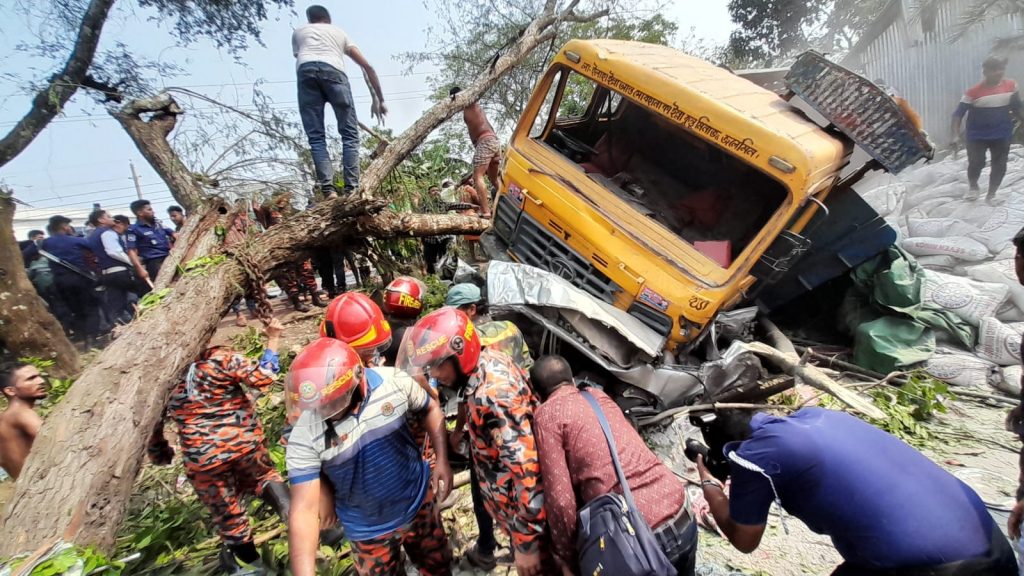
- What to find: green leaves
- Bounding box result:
[178,255,227,277]
[137,289,172,316]
[867,371,952,447]
[230,327,266,359]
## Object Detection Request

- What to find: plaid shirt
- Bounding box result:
[463,348,546,554]
[535,385,687,564]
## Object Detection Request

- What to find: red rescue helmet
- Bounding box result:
[383,276,427,319]
[320,292,392,359]
[285,337,365,423]
[398,307,481,377]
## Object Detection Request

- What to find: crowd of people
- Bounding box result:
[19,200,182,347]
[3,256,1022,575]
[4,6,1024,576]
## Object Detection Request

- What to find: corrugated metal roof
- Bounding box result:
[843,0,1024,142]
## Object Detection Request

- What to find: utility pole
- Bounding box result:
[129,160,143,200]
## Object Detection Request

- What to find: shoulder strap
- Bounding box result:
[581,389,638,512]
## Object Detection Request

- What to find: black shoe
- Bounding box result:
[218,546,266,575]
[465,543,497,571]
[290,296,311,313]
[310,292,328,308]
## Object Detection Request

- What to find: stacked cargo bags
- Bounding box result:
[851,146,1024,395]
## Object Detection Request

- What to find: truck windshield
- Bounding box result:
[532,69,789,268]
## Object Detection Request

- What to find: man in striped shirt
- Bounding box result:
[953,56,1022,202]
[286,339,452,576]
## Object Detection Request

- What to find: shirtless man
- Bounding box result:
[0,362,46,479]
[450,86,500,219]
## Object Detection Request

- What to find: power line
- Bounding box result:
[0,90,436,128]
[0,70,436,101]
[21,180,166,204]
[22,192,177,216]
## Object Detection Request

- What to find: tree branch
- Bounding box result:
[0,0,116,168]
[110,94,207,212]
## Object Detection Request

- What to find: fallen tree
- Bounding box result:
[1,0,602,554]
[0,194,81,377]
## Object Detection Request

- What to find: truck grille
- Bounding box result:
[493,196,518,242]
[627,302,673,337]
[785,51,933,174]
[509,212,623,303]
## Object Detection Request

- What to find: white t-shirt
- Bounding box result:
[292,23,354,73]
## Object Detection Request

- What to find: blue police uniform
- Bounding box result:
[41,234,101,339]
[126,220,174,280]
[87,226,138,325]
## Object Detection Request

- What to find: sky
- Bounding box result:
[0,0,733,234]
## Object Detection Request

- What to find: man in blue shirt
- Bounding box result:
[952,56,1022,202]
[126,199,177,284]
[41,215,101,344]
[696,407,1016,575]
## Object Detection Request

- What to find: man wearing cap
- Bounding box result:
[443,283,533,569]
[446,283,531,370]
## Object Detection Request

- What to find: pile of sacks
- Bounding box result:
[857,145,1024,396]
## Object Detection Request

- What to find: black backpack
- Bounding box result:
[576,390,677,576]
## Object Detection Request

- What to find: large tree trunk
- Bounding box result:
[0,196,81,378]
[0,0,116,168]
[111,94,207,213]
[110,94,214,288]
[0,1,600,553]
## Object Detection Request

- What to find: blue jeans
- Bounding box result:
[297,61,360,192]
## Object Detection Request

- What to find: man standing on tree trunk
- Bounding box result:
[126,199,177,284]
[450,86,500,220]
[0,362,46,480]
[293,4,386,196]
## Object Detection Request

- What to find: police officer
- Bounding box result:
[87,209,139,325]
[126,199,177,284]
[41,215,101,345]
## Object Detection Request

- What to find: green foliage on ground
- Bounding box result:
[230,327,266,359]
[817,370,953,447]
[1,544,125,575]
[866,372,951,447]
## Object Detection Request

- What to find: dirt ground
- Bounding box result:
[437,395,1022,576]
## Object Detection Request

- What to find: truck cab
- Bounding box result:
[486,39,929,355]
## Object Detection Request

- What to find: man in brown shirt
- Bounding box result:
[0,362,46,479]
[532,355,696,575]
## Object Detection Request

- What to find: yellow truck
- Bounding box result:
[485,40,930,363]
